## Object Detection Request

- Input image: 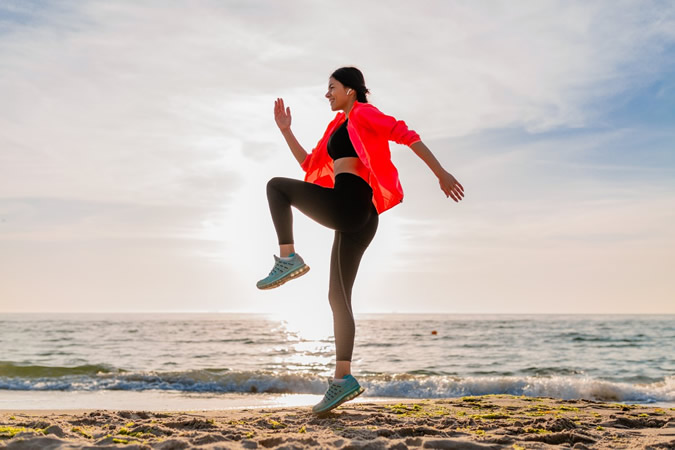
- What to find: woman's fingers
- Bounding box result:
[447,185,458,202]
[274,98,290,118]
[274,98,285,115]
[452,184,463,201]
[444,187,458,202]
[447,176,464,199]
[440,179,464,202]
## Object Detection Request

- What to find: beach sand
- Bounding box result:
[1,395,673,449]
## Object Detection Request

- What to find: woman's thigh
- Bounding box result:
[268,177,372,232]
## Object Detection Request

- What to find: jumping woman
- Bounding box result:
[257,67,464,414]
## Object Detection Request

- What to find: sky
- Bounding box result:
[1,0,674,315]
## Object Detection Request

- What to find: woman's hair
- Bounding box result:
[331,66,370,103]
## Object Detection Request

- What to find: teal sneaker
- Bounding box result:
[256,253,310,290]
[312,374,365,414]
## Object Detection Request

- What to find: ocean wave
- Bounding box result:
[364,374,675,404]
[554,332,651,345]
[0,366,673,404]
[0,361,119,378]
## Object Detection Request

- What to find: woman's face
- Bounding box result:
[325,77,353,111]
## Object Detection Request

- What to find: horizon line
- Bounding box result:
[0,311,672,316]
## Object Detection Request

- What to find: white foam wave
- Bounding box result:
[1,371,673,405]
[365,374,675,404]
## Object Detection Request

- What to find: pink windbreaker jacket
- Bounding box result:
[300,101,421,214]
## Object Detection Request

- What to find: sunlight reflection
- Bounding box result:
[269,311,335,370]
[282,350,333,370]
[273,311,333,343]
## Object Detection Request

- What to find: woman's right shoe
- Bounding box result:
[256,253,310,290]
[312,374,365,414]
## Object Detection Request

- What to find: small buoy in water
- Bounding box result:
[431,330,437,335]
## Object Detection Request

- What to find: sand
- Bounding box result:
[1,395,673,449]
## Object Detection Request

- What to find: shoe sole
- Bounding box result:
[313,386,365,415]
[257,264,310,290]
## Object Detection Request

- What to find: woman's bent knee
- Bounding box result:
[267,176,282,191]
[266,176,290,197]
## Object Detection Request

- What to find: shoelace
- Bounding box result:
[324,383,344,400]
[268,259,294,276]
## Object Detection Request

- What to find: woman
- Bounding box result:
[257,67,464,414]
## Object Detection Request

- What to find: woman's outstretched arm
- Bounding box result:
[274,98,308,165]
[409,141,465,202]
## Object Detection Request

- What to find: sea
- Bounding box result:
[1,313,673,410]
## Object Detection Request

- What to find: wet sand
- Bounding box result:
[1,395,673,449]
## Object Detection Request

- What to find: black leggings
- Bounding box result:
[266,173,379,362]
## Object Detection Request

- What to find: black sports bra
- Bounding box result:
[327,120,358,161]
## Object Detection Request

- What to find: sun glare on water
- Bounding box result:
[269,310,335,370]
[272,309,333,342]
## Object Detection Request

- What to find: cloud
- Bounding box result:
[0,197,236,241]
[1,1,674,313]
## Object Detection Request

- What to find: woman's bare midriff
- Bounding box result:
[334,157,370,183]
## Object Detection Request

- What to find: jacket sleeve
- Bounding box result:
[300,147,314,172]
[358,106,421,146]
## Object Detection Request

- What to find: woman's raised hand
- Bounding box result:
[438,170,465,203]
[274,98,292,131]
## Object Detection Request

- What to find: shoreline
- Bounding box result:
[1,395,673,449]
[0,390,419,412]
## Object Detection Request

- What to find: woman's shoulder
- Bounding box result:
[350,102,387,126]
[352,102,402,133]
[352,101,382,117]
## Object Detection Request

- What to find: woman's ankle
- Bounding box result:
[334,360,351,379]
[279,244,295,257]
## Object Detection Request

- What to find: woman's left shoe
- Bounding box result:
[256,253,310,290]
[312,374,365,414]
